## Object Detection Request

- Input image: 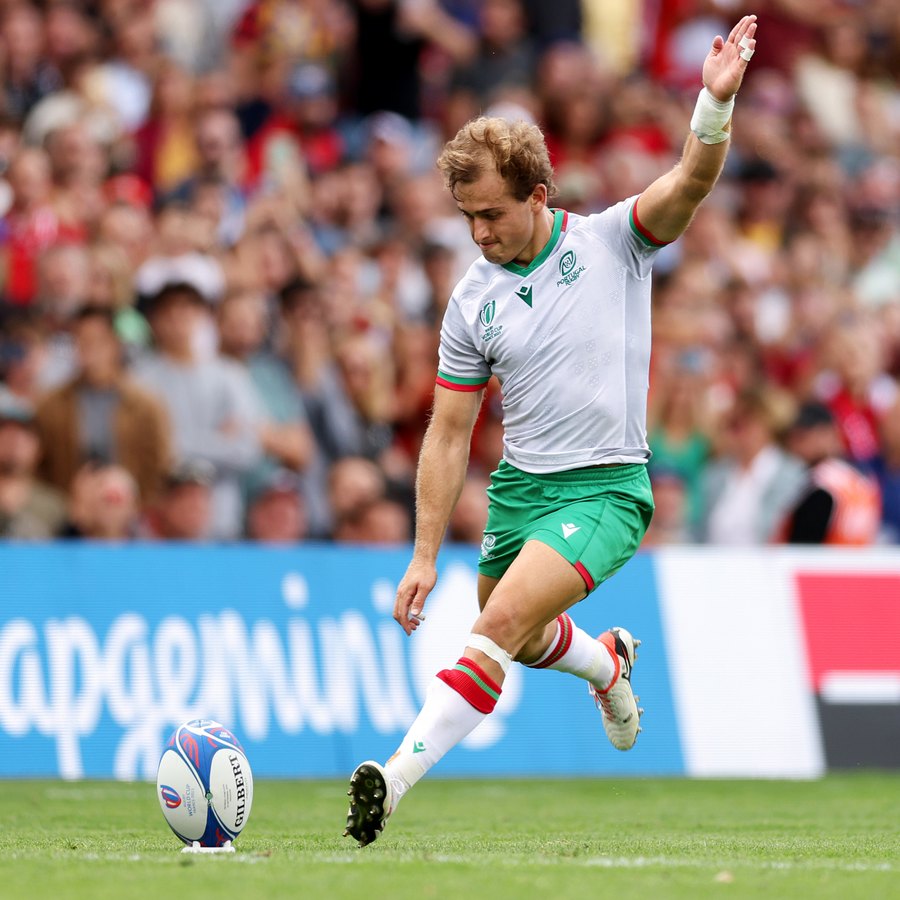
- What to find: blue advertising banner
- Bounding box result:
[0,544,682,779]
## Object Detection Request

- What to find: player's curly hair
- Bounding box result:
[437,117,557,202]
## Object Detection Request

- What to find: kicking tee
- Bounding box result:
[437,197,667,473]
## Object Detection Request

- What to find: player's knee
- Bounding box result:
[472,605,525,657]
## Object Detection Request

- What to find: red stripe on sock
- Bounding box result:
[574,561,595,592]
[530,613,573,669]
[437,656,502,713]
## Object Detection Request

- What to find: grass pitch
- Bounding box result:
[1,775,899,900]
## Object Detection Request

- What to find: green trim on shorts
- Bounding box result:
[477,460,654,592]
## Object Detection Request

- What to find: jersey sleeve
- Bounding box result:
[587,195,671,278]
[436,295,491,392]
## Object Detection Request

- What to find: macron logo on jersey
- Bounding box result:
[561,523,580,539]
[515,284,533,307]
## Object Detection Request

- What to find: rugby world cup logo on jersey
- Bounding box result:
[556,250,586,287]
[479,300,503,343]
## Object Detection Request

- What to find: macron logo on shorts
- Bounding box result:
[561,523,580,539]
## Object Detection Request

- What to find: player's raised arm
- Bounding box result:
[393,383,485,635]
[633,14,757,245]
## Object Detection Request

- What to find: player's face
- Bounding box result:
[453,167,548,267]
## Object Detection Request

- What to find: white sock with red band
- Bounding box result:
[384,657,501,807]
[527,613,617,689]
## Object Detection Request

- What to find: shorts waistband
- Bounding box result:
[497,460,648,485]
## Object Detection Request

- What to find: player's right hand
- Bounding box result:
[394,558,437,636]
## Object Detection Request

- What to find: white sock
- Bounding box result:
[527,613,616,690]
[384,656,501,808]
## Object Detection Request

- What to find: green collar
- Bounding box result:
[502,209,564,277]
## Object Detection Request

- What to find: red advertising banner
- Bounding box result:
[796,572,900,767]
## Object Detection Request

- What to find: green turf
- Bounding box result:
[1,776,899,900]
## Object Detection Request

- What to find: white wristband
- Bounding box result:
[690,87,735,145]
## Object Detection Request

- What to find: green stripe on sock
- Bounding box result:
[453,663,500,700]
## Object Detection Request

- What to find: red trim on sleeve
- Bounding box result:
[631,198,673,247]
[435,376,488,392]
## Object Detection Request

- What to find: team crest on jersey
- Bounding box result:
[556,250,586,287]
[479,300,503,342]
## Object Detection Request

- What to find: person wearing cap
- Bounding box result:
[0,396,67,539]
[132,280,265,540]
[139,458,215,541]
[35,305,172,506]
[245,467,308,544]
[778,401,881,545]
[246,61,343,185]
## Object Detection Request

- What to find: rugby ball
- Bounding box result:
[156,719,253,847]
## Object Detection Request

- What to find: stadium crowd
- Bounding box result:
[0,0,898,546]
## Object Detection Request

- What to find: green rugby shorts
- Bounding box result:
[477,460,654,593]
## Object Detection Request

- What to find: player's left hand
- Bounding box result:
[703,14,757,102]
[393,557,437,636]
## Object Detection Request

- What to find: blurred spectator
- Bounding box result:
[327,455,386,531]
[779,402,881,545]
[217,289,313,472]
[351,0,475,120]
[0,4,62,124]
[141,459,214,541]
[35,306,171,505]
[60,462,140,541]
[447,471,489,544]
[865,395,900,543]
[217,287,328,533]
[1,147,77,306]
[813,313,898,465]
[0,395,66,538]
[246,62,343,183]
[245,467,307,544]
[794,18,892,160]
[642,468,691,547]
[45,120,108,235]
[93,3,158,132]
[131,61,200,196]
[0,314,45,408]
[448,0,536,120]
[647,355,716,533]
[700,387,806,545]
[132,281,263,540]
[166,107,248,246]
[33,241,91,389]
[333,330,397,458]
[278,278,377,466]
[334,495,411,544]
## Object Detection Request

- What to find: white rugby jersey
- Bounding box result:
[436,198,668,473]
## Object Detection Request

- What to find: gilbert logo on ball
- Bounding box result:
[156,719,253,847]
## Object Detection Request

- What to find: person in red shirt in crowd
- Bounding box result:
[814,312,898,465]
[1,147,81,305]
[245,62,344,186]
